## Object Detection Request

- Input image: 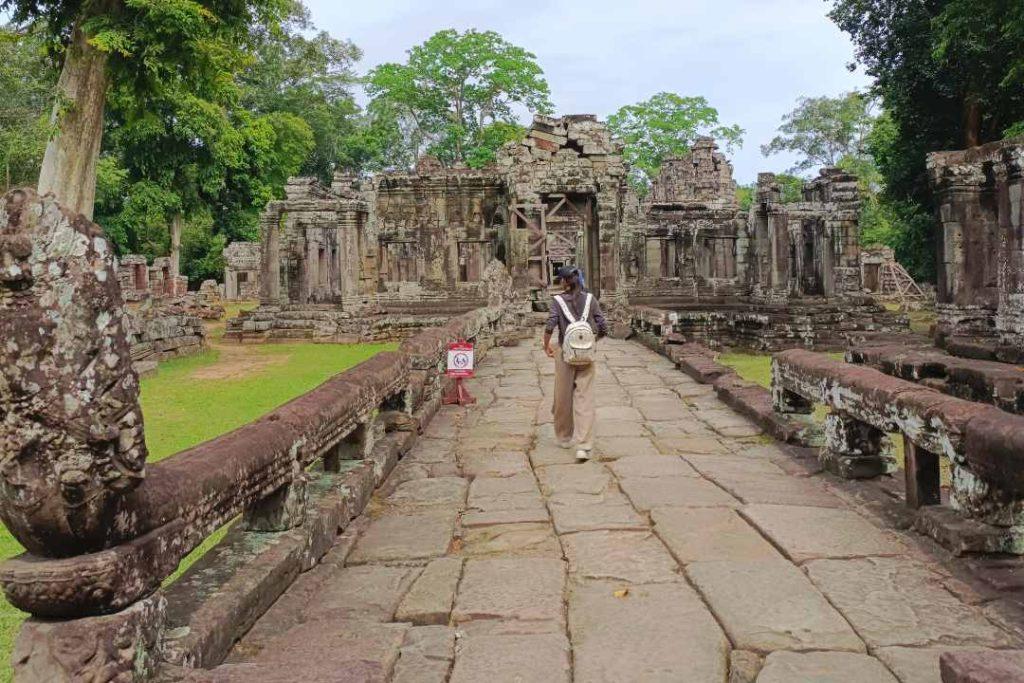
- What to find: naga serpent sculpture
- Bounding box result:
[0,188,147,557]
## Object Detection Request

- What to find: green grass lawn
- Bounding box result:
[0,340,394,680]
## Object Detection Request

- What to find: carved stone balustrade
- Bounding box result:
[771,349,1024,554]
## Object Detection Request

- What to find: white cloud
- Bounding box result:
[306,0,870,183]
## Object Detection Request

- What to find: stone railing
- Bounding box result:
[0,188,520,680]
[5,305,511,680]
[771,349,1024,554]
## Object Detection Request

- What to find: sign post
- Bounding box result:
[443,340,476,406]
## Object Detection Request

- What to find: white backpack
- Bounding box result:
[555,293,596,366]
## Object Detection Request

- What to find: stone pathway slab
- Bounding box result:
[304,565,421,623]
[452,557,565,632]
[806,557,1016,648]
[550,501,647,534]
[742,504,908,563]
[450,634,571,683]
[713,475,844,508]
[619,475,738,511]
[593,436,661,460]
[687,559,865,653]
[569,581,728,682]
[395,558,463,626]
[874,646,998,683]
[461,452,531,479]
[384,477,468,510]
[562,531,681,584]
[653,436,733,455]
[608,455,699,479]
[458,523,562,558]
[537,461,612,495]
[652,507,782,564]
[756,651,898,683]
[349,511,457,564]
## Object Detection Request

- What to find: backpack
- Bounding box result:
[555,293,596,366]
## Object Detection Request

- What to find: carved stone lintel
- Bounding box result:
[11,595,165,682]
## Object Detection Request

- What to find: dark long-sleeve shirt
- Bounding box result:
[545,289,608,344]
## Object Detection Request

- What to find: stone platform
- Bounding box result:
[179,337,1024,682]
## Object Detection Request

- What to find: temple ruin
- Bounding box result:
[223,241,261,300]
[929,137,1024,363]
[6,130,1024,681]
[231,115,904,349]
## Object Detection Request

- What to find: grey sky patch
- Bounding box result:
[307,0,870,183]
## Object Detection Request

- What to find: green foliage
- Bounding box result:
[828,1,1024,285]
[367,29,552,167]
[337,99,415,172]
[762,92,876,173]
[607,92,744,192]
[0,25,57,191]
[240,5,363,181]
[736,185,754,212]
[736,173,804,211]
[465,121,524,168]
[180,212,226,283]
[774,174,805,203]
[1005,121,1024,139]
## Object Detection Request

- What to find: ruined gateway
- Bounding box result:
[231,114,904,349]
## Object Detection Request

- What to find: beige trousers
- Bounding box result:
[553,348,596,450]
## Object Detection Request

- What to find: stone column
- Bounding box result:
[260,208,282,305]
[323,420,375,473]
[903,436,941,508]
[821,411,895,479]
[243,460,308,532]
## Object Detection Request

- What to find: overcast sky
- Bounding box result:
[305,0,870,184]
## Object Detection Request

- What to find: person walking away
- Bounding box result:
[543,266,607,461]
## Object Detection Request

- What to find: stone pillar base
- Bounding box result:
[820,411,895,480]
[12,595,165,682]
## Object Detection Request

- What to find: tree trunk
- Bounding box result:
[963,99,982,149]
[170,213,183,282]
[37,22,110,221]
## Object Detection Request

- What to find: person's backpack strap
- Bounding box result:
[581,293,593,322]
[554,295,577,324]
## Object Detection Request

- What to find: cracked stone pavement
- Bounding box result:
[209,336,1023,682]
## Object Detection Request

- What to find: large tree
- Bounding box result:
[1,0,292,219]
[366,29,551,168]
[607,92,744,192]
[828,0,1024,282]
[761,92,876,173]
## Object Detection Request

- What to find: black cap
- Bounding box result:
[555,265,579,282]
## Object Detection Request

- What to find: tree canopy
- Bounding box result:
[366,29,551,168]
[761,92,875,173]
[607,92,744,192]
